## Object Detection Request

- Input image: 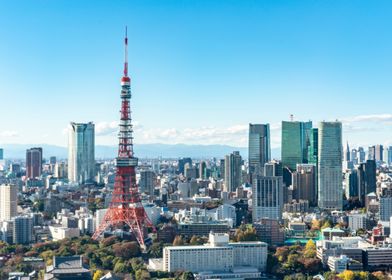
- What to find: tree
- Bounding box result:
[113,242,141,259]
[304,239,316,258]
[372,271,387,280]
[338,270,355,280]
[135,269,151,280]
[173,235,185,246]
[93,270,104,280]
[321,220,332,229]
[311,219,321,231]
[235,226,258,242]
[113,261,129,273]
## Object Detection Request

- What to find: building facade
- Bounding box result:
[68,122,95,184]
[0,184,17,221]
[252,176,283,221]
[318,121,343,210]
[248,124,270,177]
[26,147,43,179]
[224,151,242,192]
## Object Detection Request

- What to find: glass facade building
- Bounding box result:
[318,121,343,210]
[248,124,270,177]
[68,122,95,184]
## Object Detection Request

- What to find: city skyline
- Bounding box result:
[1,1,392,149]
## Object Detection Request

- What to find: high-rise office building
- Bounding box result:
[307,128,318,164]
[344,142,351,162]
[357,147,366,163]
[375,144,384,162]
[252,176,283,221]
[292,164,317,206]
[281,121,312,171]
[357,160,376,203]
[13,216,33,244]
[68,122,95,184]
[281,121,312,186]
[224,151,242,192]
[248,124,270,177]
[344,169,359,200]
[0,148,3,160]
[379,196,392,222]
[178,158,192,175]
[368,146,376,161]
[139,170,156,194]
[386,146,392,166]
[26,147,42,179]
[199,161,207,179]
[0,184,17,221]
[264,161,282,177]
[318,121,343,210]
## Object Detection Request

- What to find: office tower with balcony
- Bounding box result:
[0,184,17,221]
[252,175,283,221]
[318,121,343,210]
[26,147,42,179]
[68,122,95,184]
[248,124,270,178]
[224,151,242,192]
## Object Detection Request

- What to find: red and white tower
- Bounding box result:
[93,29,154,247]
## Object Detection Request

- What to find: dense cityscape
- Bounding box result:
[1,32,392,279]
[2,2,392,280]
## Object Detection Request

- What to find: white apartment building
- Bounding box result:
[163,232,267,273]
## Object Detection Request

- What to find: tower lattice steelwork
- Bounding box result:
[93,29,154,247]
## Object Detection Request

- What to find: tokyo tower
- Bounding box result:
[92,29,155,248]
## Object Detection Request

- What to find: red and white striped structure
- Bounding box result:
[92,28,154,247]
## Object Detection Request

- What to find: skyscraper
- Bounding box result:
[139,170,156,195]
[357,160,376,202]
[368,146,376,161]
[375,144,384,162]
[318,121,343,210]
[248,124,270,177]
[68,122,95,184]
[386,146,392,166]
[26,147,42,179]
[178,158,192,175]
[252,176,283,221]
[357,147,365,163]
[292,164,317,206]
[307,128,318,165]
[0,148,3,160]
[224,151,242,192]
[281,120,312,187]
[0,184,17,221]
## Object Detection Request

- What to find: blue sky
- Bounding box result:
[0,0,391,148]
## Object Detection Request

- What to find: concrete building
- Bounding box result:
[0,184,17,221]
[292,164,317,206]
[68,122,95,184]
[252,176,283,221]
[139,169,155,194]
[379,196,392,222]
[253,218,285,245]
[26,147,43,179]
[224,151,242,192]
[12,216,33,244]
[318,121,343,210]
[348,213,368,231]
[163,232,267,273]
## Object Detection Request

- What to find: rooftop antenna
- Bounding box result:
[124,26,128,77]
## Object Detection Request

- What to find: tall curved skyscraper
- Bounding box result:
[68,122,95,184]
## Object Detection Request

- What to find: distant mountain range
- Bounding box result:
[0,143,280,160]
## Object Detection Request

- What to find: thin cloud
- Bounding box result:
[0,131,19,137]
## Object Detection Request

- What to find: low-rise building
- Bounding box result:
[162,232,267,273]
